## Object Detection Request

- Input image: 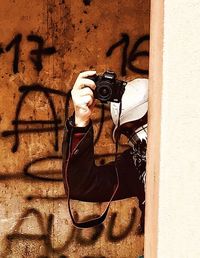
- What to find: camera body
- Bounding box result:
[88,71,127,103]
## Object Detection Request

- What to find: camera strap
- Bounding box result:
[65,101,122,228]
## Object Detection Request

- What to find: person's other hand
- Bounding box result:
[71,71,96,127]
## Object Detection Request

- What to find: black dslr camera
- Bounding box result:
[88,71,127,103]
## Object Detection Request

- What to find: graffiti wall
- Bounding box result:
[0,0,150,257]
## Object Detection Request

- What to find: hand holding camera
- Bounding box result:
[71,70,126,127]
[71,70,96,127]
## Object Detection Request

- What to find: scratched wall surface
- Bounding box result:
[0,0,150,257]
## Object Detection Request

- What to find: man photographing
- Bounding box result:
[62,70,148,234]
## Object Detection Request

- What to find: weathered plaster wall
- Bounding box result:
[0,1,150,257]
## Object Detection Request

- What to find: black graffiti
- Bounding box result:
[38,255,107,258]
[45,213,76,253]
[1,84,110,154]
[38,256,68,258]
[3,207,137,257]
[5,33,22,73]
[0,151,119,183]
[22,146,124,182]
[0,45,4,55]
[4,208,75,256]
[106,33,149,76]
[0,33,56,73]
[26,194,66,201]
[1,36,148,155]
[76,217,104,246]
[1,32,149,151]
[4,208,46,257]
[128,35,150,75]
[1,84,68,153]
[82,257,106,258]
[83,0,92,6]
[107,208,136,242]
[27,34,56,72]
[37,256,105,258]
[106,33,129,76]
[23,155,63,181]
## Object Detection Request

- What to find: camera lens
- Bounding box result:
[96,82,112,101]
[99,87,110,97]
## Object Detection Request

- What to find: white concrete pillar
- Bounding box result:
[145,0,200,257]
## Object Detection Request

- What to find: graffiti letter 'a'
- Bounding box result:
[1,84,70,153]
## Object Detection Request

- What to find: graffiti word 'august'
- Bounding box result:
[3,207,137,257]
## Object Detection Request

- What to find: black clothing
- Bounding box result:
[62,117,146,233]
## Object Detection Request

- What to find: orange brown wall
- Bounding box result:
[0,1,150,257]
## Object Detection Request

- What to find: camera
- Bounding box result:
[88,71,127,103]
